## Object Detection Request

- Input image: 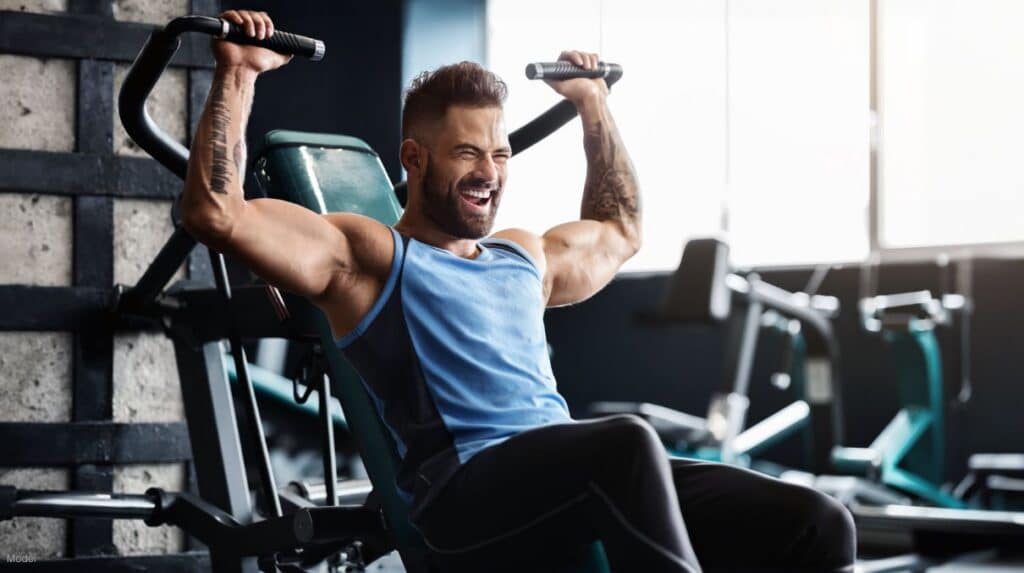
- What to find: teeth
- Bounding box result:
[461,190,491,199]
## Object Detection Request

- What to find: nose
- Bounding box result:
[474,154,499,186]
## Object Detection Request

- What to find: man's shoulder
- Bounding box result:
[488,228,548,278]
[322,212,397,278]
[489,228,542,256]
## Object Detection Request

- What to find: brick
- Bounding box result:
[0,194,73,286]
[0,55,74,152]
[0,332,73,423]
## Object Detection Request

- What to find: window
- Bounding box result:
[487,0,869,270]
[878,0,1024,251]
[726,0,869,266]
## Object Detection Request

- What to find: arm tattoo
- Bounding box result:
[207,80,233,194]
[581,119,640,226]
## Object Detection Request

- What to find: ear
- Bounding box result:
[400,138,426,176]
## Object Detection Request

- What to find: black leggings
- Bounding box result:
[413,415,856,573]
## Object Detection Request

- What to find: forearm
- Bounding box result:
[182,65,257,240]
[577,94,642,252]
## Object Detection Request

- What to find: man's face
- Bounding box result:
[418,105,510,239]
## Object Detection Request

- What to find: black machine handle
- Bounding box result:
[512,61,622,155]
[221,22,325,61]
[120,15,326,180]
[525,61,623,84]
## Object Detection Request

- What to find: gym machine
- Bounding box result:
[591,237,844,475]
[0,14,624,572]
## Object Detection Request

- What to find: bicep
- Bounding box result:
[542,220,630,307]
[209,198,353,298]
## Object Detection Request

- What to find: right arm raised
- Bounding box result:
[181,10,377,301]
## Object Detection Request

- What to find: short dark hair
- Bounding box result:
[402,61,508,141]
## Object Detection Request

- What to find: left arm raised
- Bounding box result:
[541,90,641,306]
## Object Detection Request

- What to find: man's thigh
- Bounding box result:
[669,457,853,569]
[413,418,621,554]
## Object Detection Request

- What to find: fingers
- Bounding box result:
[558,50,601,70]
[219,9,275,39]
[220,9,243,27]
[261,12,274,37]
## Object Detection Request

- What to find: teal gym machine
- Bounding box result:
[592,238,845,475]
[832,288,968,508]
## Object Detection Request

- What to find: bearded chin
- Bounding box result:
[420,161,496,240]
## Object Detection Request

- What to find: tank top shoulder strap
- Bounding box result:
[480,237,541,273]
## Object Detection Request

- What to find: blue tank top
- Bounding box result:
[336,228,573,512]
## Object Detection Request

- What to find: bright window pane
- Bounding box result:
[726,0,870,267]
[880,0,1024,248]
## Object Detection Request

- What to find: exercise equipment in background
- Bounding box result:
[591,238,844,475]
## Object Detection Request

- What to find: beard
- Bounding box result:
[420,158,500,240]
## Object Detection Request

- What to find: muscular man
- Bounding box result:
[183,10,855,572]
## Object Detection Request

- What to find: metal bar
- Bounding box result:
[170,286,321,342]
[71,202,114,421]
[172,340,255,573]
[76,60,115,155]
[508,99,579,155]
[12,491,155,520]
[0,10,214,68]
[0,286,105,330]
[290,479,373,507]
[210,251,283,518]
[71,197,116,557]
[319,372,339,508]
[868,0,881,253]
[70,35,117,558]
[0,149,181,199]
[0,422,191,465]
[852,503,1024,535]
[72,197,115,290]
[223,359,348,427]
[722,294,762,397]
[118,27,191,178]
[856,553,933,573]
[68,465,115,556]
[733,400,810,457]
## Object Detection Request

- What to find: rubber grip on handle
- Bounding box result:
[223,22,325,61]
[525,61,622,85]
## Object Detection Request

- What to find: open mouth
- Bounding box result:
[459,188,494,212]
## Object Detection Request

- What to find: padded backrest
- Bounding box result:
[253,130,426,556]
[658,237,733,324]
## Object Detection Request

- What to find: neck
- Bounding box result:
[394,208,481,259]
